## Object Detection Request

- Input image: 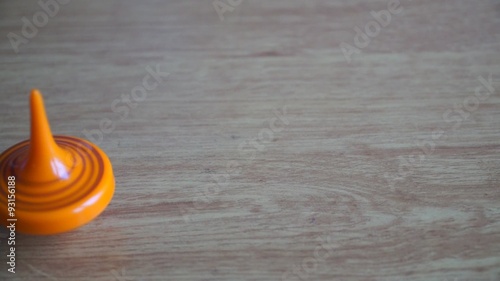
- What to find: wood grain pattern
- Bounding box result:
[0,0,499,280]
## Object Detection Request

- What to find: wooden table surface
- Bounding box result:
[0,0,499,280]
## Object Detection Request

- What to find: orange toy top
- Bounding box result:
[0,89,115,235]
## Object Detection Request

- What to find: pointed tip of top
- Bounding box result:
[31,88,41,95]
[30,89,44,110]
[28,88,53,146]
[23,88,71,181]
[31,88,42,102]
[29,89,46,124]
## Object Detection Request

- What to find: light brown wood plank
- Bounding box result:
[0,0,499,280]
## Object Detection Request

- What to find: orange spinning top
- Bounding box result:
[0,89,114,235]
